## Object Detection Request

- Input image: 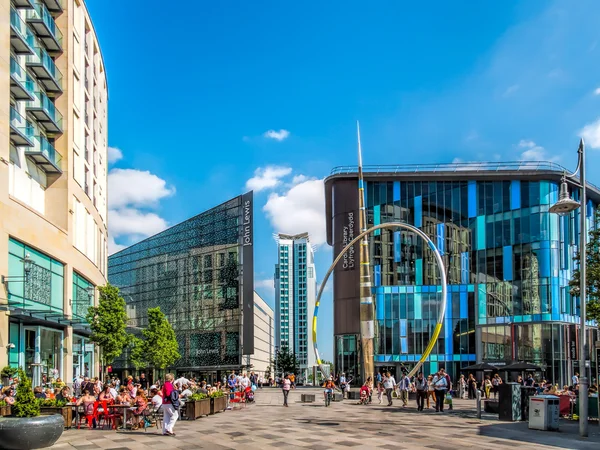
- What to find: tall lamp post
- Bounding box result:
[549,138,588,437]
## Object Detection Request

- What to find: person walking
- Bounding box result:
[491,374,502,399]
[382,372,396,406]
[415,372,428,411]
[282,374,291,407]
[467,374,477,399]
[427,375,436,409]
[432,371,448,412]
[399,374,410,407]
[162,373,179,436]
[458,374,467,400]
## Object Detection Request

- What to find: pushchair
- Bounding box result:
[244,386,255,403]
[359,386,370,405]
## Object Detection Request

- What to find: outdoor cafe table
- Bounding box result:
[66,402,79,428]
[107,404,132,430]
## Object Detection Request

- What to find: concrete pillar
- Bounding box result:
[63,325,73,384]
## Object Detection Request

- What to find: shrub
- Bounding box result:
[12,368,40,418]
[189,393,208,401]
[38,398,67,408]
[209,390,224,398]
[1,366,17,379]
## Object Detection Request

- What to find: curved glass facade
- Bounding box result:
[327,174,599,385]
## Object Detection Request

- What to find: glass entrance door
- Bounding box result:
[24,327,41,387]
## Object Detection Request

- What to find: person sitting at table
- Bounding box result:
[99,384,114,403]
[180,383,193,399]
[150,388,162,409]
[77,389,98,428]
[34,386,46,399]
[1,386,15,405]
[56,386,71,402]
[45,388,55,399]
[116,386,132,405]
[130,390,148,430]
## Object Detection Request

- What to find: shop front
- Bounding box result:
[72,336,94,379]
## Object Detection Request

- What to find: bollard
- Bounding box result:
[476,389,482,419]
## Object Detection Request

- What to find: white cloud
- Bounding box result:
[107,147,123,164]
[108,235,126,255]
[245,166,292,192]
[108,208,169,238]
[263,129,290,141]
[292,174,308,184]
[263,178,326,246]
[452,157,463,163]
[255,279,274,290]
[108,168,175,208]
[517,139,558,161]
[594,87,600,95]
[502,84,520,97]
[580,118,600,149]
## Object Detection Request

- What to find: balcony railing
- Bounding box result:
[26,45,63,93]
[40,0,62,13]
[13,0,35,8]
[26,91,63,134]
[10,56,35,101]
[10,107,35,147]
[25,135,62,174]
[10,7,35,54]
[26,1,63,52]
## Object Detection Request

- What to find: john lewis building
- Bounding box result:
[325,162,599,385]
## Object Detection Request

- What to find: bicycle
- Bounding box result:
[324,389,333,407]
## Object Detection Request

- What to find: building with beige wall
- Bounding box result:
[0,0,108,387]
[247,292,274,377]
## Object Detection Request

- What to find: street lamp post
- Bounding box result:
[549,138,588,437]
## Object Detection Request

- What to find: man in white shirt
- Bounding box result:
[572,373,579,387]
[432,372,448,412]
[382,372,396,406]
[399,374,410,407]
[174,376,190,390]
[240,373,250,391]
[109,383,118,400]
[150,388,162,409]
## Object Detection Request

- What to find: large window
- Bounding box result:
[73,272,94,319]
[7,238,64,311]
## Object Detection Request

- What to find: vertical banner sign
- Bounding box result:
[241,191,255,355]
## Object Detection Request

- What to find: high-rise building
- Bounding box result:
[274,233,317,382]
[1,0,108,386]
[108,193,255,383]
[325,161,599,386]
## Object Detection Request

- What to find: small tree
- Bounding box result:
[12,368,40,418]
[569,207,600,323]
[86,284,131,374]
[264,365,272,379]
[271,343,299,376]
[130,307,180,370]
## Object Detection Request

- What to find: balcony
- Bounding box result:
[26,46,63,93]
[26,91,63,134]
[10,57,35,101]
[40,0,62,13]
[10,107,35,147]
[11,7,35,54]
[26,1,63,52]
[13,0,35,8]
[24,135,62,174]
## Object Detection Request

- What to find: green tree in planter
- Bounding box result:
[271,344,299,376]
[86,284,131,373]
[569,207,600,323]
[12,368,40,418]
[130,307,180,370]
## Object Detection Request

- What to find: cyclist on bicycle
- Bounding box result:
[323,376,335,401]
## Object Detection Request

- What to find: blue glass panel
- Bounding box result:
[374,205,381,236]
[401,338,408,354]
[549,182,558,205]
[551,282,559,315]
[468,180,477,218]
[376,293,385,320]
[408,354,416,362]
[540,181,550,205]
[453,354,461,361]
[476,216,486,250]
[503,245,513,281]
[430,355,438,362]
[393,355,400,362]
[437,223,445,255]
[510,180,521,210]
[460,284,467,292]
[477,284,486,322]
[542,313,551,321]
[445,319,453,354]
[461,252,469,284]
[533,314,542,322]
[415,195,422,227]
[400,355,408,361]
[539,248,550,277]
[394,231,401,263]
[376,355,385,362]
[468,284,475,292]
[446,292,453,318]
[393,181,400,201]
[468,354,476,361]
[460,291,468,319]
[414,293,422,320]
[374,265,381,286]
[416,259,423,285]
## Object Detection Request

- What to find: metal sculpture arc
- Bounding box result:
[312,222,448,380]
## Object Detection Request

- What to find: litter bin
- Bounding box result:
[498,382,521,421]
[529,395,560,431]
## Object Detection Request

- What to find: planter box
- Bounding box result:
[185,399,210,420]
[0,405,11,417]
[40,406,73,429]
[484,400,499,414]
[347,390,360,400]
[210,396,227,414]
[332,392,343,402]
[301,394,315,403]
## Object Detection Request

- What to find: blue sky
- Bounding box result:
[90,0,600,361]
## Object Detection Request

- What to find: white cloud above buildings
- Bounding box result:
[107,147,123,164]
[263,129,290,141]
[594,87,600,96]
[107,165,175,254]
[580,118,600,149]
[245,166,292,192]
[517,140,558,162]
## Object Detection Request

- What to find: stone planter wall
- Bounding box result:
[185,399,210,420]
[0,414,64,450]
[40,406,73,429]
[0,405,12,417]
[210,396,227,414]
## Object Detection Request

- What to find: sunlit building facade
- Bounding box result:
[1,0,108,386]
[325,162,599,385]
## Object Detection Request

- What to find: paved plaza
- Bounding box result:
[49,388,600,450]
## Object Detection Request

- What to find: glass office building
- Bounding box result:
[108,193,254,381]
[324,162,599,385]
